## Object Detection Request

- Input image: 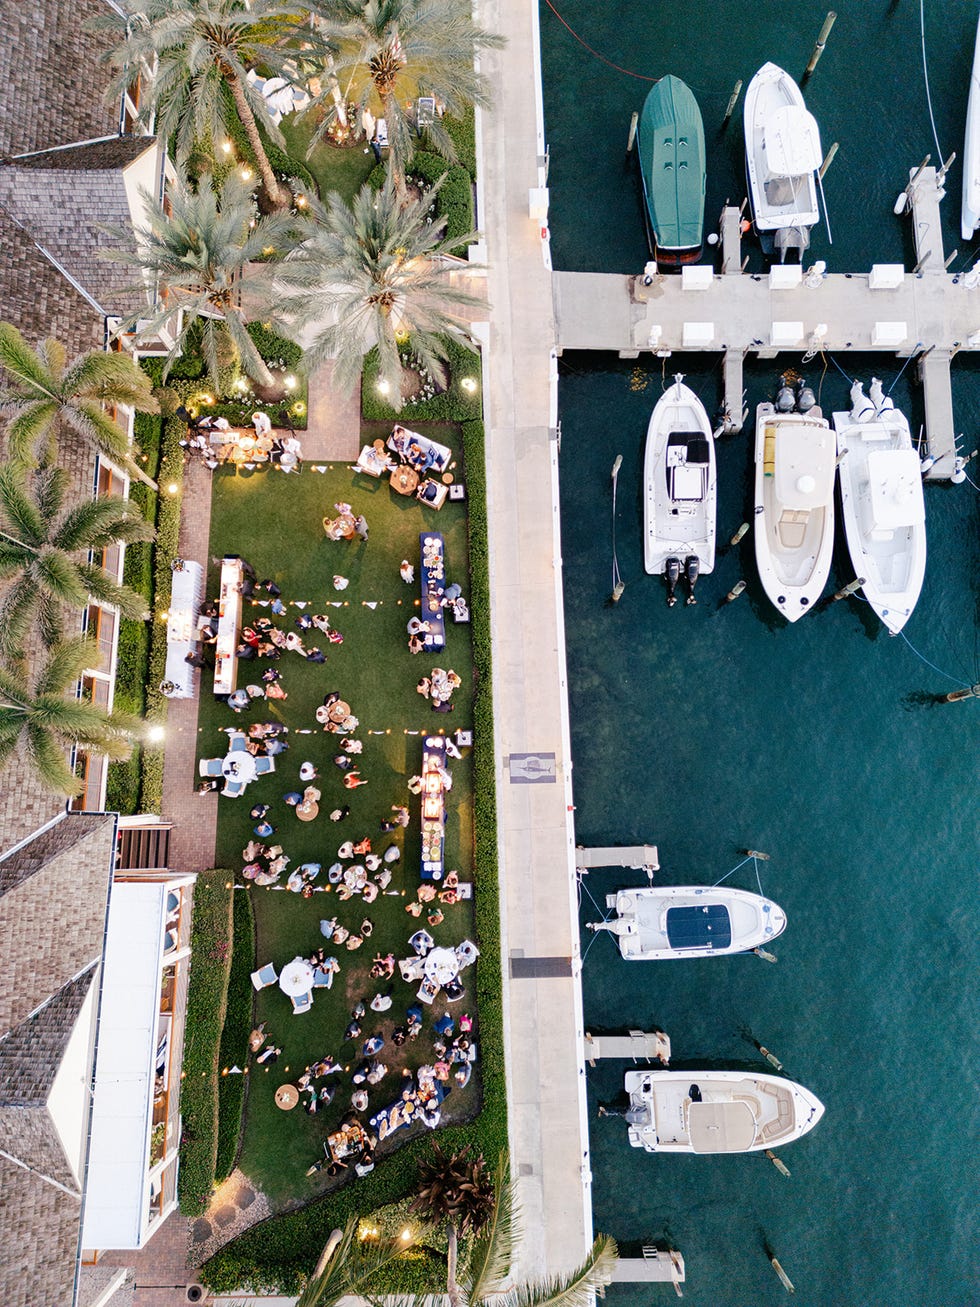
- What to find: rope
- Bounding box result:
[885,348,922,396]
[712,855,753,888]
[541,0,658,81]
[896,629,972,688]
[920,0,944,162]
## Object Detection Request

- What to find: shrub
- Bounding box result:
[179,870,235,1215]
[408,152,475,254]
[245,321,304,372]
[215,888,256,1182]
[360,337,482,423]
[221,91,317,197]
[443,108,477,180]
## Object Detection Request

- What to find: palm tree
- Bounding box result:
[91,0,322,210]
[298,1151,618,1307]
[107,173,300,389]
[0,324,159,486]
[0,637,142,796]
[0,463,154,660]
[274,175,484,406]
[307,0,504,189]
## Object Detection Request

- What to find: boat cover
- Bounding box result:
[763,106,821,177]
[688,1100,757,1153]
[639,76,706,251]
[666,904,732,949]
[867,449,926,528]
[774,423,835,508]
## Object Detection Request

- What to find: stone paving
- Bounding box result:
[187,1170,271,1266]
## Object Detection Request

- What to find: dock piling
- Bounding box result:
[626,111,638,154]
[769,1255,796,1294]
[722,79,742,127]
[804,11,837,77]
[765,1149,792,1178]
[818,142,838,180]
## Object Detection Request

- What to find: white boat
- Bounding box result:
[754,395,836,621]
[832,380,926,634]
[744,62,823,260]
[643,375,716,604]
[587,885,786,960]
[622,1069,825,1154]
[963,12,980,241]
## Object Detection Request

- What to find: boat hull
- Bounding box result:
[624,1069,825,1154]
[744,62,821,259]
[963,13,980,241]
[832,397,926,634]
[638,75,706,268]
[753,404,835,621]
[590,884,787,960]
[643,378,717,575]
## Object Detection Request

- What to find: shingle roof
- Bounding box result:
[9,137,152,171]
[0,0,122,159]
[0,1152,84,1307]
[0,208,106,355]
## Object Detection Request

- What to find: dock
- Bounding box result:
[585,1029,671,1065]
[575,844,659,873]
[554,168,968,477]
[609,1247,686,1294]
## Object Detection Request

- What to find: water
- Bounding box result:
[541,5,980,1303]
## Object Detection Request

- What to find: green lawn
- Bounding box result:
[279,115,376,203]
[195,446,480,1209]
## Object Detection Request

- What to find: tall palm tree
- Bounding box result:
[0,637,142,796]
[0,325,159,486]
[274,175,484,406]
[308,0,504,189]
[91,0,322,210]
[107,173,300,389]
[0,463,154,660]
[299,1152,617,1307]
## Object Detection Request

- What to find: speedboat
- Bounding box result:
[622,1069,825,1153]
[638,75,706,268]
[754,384,835,621]
[643,375,716,605]
[963,12,980,240]
[744,62,823,260]
[832,380,926,634]
[587,884,786,960]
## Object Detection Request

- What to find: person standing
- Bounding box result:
[354,514,369,542]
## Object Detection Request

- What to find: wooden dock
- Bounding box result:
[585,1029,671,1065]
[575,844,659,872]
[553,168,968,477]
[610,1248,686,1293]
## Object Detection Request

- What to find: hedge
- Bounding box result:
[360,337,482,424]
[409,152,475,255]
[179,869,236,1215]
[245,321,304,372]
[200,415,504,1298]
[443,108,477,181]
[215,888,257,1182]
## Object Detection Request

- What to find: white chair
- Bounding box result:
[223,778,245,797]
[455,939,480,969]
[409,929,435,956]
[228,732,249,753]
[251,962,277,990]
[253,756,276,775]
[199,758,223,777]
[312,964,336,988]
[399,956,425,982]
[291,990,313,1014]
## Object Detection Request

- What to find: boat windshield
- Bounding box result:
[665,904,732,949]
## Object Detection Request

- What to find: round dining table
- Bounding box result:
[222,752,257,782]
[275,1084,299,1110]
[423,946,460,987]
[297,800,319,822]
[327,699,351,724]
[391,465,420,496]
[279,957,315,996]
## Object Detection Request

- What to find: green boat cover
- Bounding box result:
[639,75,706,252]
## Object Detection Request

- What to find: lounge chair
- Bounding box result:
[253,755,276,775]
[416,978,439,1005]
[409,929,435,956]
[312,965,335,989]
[250,962,277,990]
[199,758,223,777]
[443,976,465,1003]
[291,990,313,1014]
[455,940,480,969]
[416,478,448,510]
[222,778,245,797]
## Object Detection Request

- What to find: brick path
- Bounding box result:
[305,360,361,461]
[98,1210,197,1307]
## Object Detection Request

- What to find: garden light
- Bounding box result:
[461,376,478,393]
[377,379,391,395]
[284,374,297,391]
[147,725,165,743]
[221,140,233,155]
[167,483,179,495]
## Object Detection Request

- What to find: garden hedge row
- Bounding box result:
[409,152,475,256]
[215,888,257,1182]
[200,415,504,1298]
[360,337,482,424]
[178,870,235,1215]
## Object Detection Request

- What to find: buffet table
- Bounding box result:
[161,559,204,698]
[213,557,244,695]
[419,533,446,651]
[420,734,448,881]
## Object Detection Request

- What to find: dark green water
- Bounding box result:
[542,4,980,1303]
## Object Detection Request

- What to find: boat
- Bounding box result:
[637,75,706,268]
[744,62,823,260]
[643,375,716,604]
[753,382,836,621]
[622,1069,825,1154]
[832,380,926,634]
[587,884,787,960]
[963,12,980,240]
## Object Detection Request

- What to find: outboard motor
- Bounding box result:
[796,377,816,412]
[684,554,700,605]
[664,557,681,608]
[775,379,796,412]
[869,376,894,416]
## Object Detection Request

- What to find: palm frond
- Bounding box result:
[0,401,60,467]
[0,324,60,399]
[23,720,82,796]
[52,495,154,552]
[494,1236,619,1307]
[32,636,97,697]
[465,1153,517,1303]
[74,564,150,621]
[0,463,47,547]
[0,577,43,659]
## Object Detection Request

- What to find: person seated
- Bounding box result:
[306,647,326,663]
[251,410,273,437]
[408,634,425,655]
[406,616,430,636]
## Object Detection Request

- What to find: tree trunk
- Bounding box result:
[446,1225,466,1307]
[382,89,406,197]
[227,74,289,211]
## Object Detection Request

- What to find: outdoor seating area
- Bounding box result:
[354,424,459,511]
[178,408,305,474]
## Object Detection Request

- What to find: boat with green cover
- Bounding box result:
[637,75,706,268]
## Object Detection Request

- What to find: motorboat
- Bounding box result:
[963,11,980,240]
[744,62,824,260]
[832,380,926,634]
[754,385,835,620]
[587,884,786,960]
[643,375,716,604]
[622,1069,825,1153]
[637,75,706,268]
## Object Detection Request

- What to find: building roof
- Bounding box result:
[0,0,122,160]
[0,812,116,1307]
[0,208,107,355]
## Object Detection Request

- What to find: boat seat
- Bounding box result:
[764,176,797,205]
[777,509,808,549]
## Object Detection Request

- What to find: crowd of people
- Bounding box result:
[177,407,304,472]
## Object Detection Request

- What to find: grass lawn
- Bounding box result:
[279,115,376,203]
[194,447,480,1210]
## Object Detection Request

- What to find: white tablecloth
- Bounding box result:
[162,561,205,697]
